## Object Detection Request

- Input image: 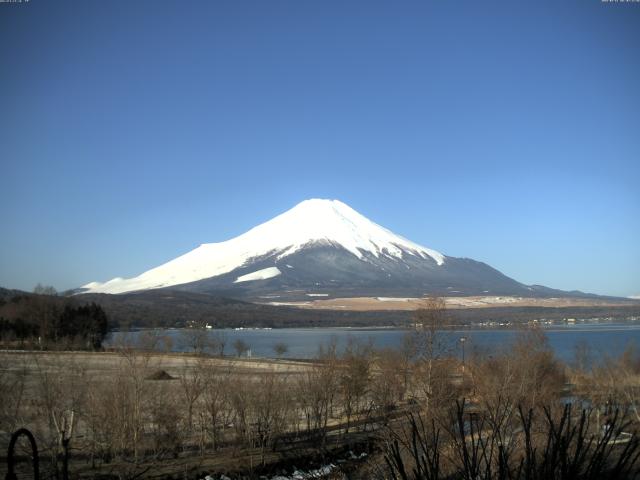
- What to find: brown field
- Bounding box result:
[0,350,312,392]
[0,350,379,479]
[262,295,635,311]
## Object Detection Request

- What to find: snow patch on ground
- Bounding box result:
[267,301,311,306]
[445,296,524,307]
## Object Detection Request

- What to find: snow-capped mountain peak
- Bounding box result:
[81,199,445,294]
[239,199,444,264]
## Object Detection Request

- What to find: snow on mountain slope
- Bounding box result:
[81,199,445,294]
[234,267,282,283]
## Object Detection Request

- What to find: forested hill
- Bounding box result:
[0,287,27,301]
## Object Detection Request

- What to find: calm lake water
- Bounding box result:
[107,320,640,363]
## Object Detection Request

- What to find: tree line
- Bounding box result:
[0,286,109,350]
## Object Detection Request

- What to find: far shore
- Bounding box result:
[259,295,640,311]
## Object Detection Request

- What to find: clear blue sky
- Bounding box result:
[1,1,638,297]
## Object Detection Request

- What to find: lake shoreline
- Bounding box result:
[105,321,640,363]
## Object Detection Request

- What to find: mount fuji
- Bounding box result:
[80,199,587,300]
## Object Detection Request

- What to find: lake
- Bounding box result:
[107,320,640,363]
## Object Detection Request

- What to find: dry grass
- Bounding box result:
[261,295,636,311]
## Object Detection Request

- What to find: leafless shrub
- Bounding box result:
[201,361,234,452]
[385,399,640,480]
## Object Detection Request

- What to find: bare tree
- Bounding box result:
[411,296,451,412]
[385,399,640,480]
[178,359,205,432]
[115,342,157,463]
[469,326,565,441]
[339,338,372,433]
[592,344,640,428]
[272,342,288,358]
[180,322,211,355]
[371,348,408,424]
[202,362,233,452]
[228,373,252,448]
[296,341,339,445]
[572,339,593,373]
[31,354,87,477]
[33,283,58,296]
[148,381,183,458]
[398,332,419,398]
[211,330,228,357]
[233,339,250,357]
[0,355,28,434]
[251,369,291,464]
